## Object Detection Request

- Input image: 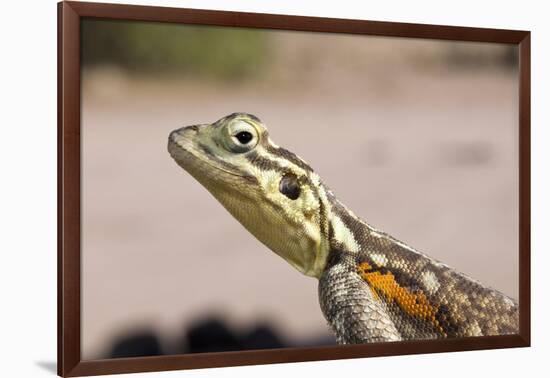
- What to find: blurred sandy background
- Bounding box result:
[81,20,519,360]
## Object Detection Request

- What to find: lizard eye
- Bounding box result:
[235,131,253,144]
[224,120,259,153]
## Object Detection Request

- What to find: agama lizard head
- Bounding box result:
[168,113,330,278]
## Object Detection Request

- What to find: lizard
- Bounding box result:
[167,112,519,344]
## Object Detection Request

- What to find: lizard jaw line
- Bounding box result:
[168,138,247,179]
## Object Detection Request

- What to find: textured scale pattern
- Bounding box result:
[168,113,519,345]
[319,191,519,342]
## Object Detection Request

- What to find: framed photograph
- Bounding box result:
[58,1,530,376]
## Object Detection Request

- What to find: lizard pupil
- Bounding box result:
[235,131,253,144]
[279,173,301,200]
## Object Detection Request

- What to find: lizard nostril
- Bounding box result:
[169,125,199,142]
[169,129,182,143]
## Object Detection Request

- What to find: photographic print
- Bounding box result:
[82,18,518,356]
[58,2,530,376]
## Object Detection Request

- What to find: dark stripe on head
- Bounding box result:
[264,144,313,172]
[246,151,286,172]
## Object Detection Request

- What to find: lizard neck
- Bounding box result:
[321,185,426,272]
[324,187,383,258]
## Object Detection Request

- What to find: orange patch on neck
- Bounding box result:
[358,262,445,335]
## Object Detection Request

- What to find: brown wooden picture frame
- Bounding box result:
[58,1,531,376]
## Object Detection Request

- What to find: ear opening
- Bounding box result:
[279,172,301,200]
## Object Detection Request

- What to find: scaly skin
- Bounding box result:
[168,113,518,343]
